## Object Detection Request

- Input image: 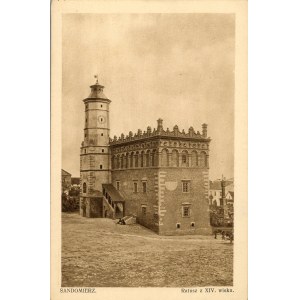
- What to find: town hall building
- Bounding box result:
[79,79,212,235]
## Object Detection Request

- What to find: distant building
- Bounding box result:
[71,177,80,187]
[225,191,234,206]
[62,169,72,191]
[79,79,212,235]
[209,179,234,206]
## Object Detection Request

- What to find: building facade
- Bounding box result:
[80,80,212,235]
[62,169,72,192]
[209,179,234,206]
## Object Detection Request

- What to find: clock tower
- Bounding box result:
[80,77,111,217]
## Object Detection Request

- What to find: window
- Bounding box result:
[191,222,195,227]
[133,182,138,193]
[102,149,104,153]
[84,149,86,154]
[85,104,88,110]
[176,223,181,229]
[141,151,144,167]
[135,152,139,167]
[142,206,146,215]
[101,104,103,108]
[100,118,103,122]
[85,134,87,138]
[100,165,102,169]
[152,150,156,166]
[182,155,187,163]
[142,181,147,193]
[161,149,168,167]
[101,133,103,136]
[116,181,120,191]
[182,206,190,217]
[83,182,87,193]
[182,181,190,193]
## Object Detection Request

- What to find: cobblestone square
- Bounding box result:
[62,213,233,287]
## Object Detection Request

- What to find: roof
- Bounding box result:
[61,169,71,176]
[71,177,80,185]
[85,83,109,100]
[209,180,233,190]
[227,191,234,200]
[102,184,125,202]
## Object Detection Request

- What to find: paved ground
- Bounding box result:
[62,213,233,287]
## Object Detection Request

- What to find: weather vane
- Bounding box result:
[94,74,99,84]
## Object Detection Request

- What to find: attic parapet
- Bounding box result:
[109,122,210,145]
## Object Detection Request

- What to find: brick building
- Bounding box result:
[79,79,212,235]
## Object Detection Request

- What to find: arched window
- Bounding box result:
[112,155,116,169]
[181,150,189,167]
[130,152,134,168]
[123,154,127,169]
[146,150,150,167]
[83,182,87,193]
[171,149,179,167]
[125,153,129,169]
[120,154,124,169]
[191,151,198,167]
[141,151,144,167]
[199,151,207,168]
[161,149,168,167]
[152,149,156,166]
[116,155,120,169]
[135,152,139,168]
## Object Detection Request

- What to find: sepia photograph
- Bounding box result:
[61,12,234,288]
[51,1,247,298]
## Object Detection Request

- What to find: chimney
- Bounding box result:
[202,123,207,138]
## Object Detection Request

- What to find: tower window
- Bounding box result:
[116,181,120,191]
[102,149,104,153]
[101,105,103,108]
[100,165,103,169]
[85,134,87,138]
[191,222,195,227]
[101,118,103,122]
[101,133,103,136]
[84,149,86,154]
[176,223,181,229]
[83,182,87,193]
[133,182,138,193]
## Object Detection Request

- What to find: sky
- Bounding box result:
[62,13,235,179]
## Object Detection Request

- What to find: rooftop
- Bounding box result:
[83,78,110,101]
[109,119,210,146]
[210,180,234,190]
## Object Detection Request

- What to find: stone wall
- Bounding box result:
[80,197,102,218]
[111,168,159,233]
[157,168,211,235]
